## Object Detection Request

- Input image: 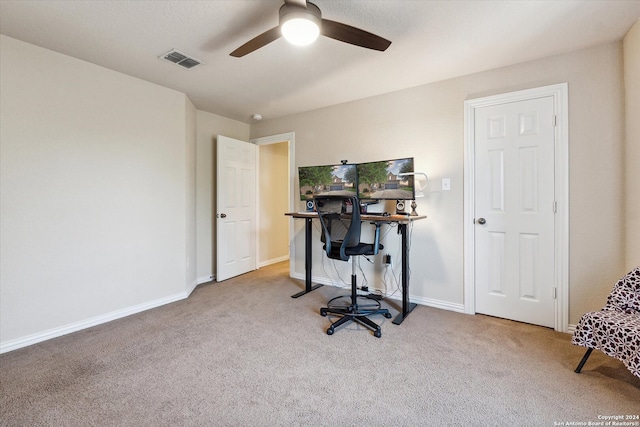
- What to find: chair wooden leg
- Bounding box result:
[575,348,593,373]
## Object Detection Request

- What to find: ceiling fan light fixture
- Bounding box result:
[281,18,320,46]
[279,2,322,46]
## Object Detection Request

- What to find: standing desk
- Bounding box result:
[284,211,426,325]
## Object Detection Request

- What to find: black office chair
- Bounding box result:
[314,195,392,338]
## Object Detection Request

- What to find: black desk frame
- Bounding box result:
[394,221,418,324]
[290,216,324,298]
[285,212,424,325]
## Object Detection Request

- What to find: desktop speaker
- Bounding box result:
[395,200,405,215]
[306,200,315,211]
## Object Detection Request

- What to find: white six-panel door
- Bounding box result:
[216,135,257,282]
[474,97,556,328]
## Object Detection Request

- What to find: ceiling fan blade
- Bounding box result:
[230,26,281,57]
[321,19,391,52]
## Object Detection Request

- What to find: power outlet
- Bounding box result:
[384,254,391,264]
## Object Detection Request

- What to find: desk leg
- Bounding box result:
[291,217,323,298]
[392,223,417,324]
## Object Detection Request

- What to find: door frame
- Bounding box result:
[250,132,296,269]
[463,83,569,332]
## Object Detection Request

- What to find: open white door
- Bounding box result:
[216,135,257,281]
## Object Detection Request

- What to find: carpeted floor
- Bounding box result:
[1,261,638,426]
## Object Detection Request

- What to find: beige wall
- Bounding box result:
[624,19,640,270]
[0,35,196,349]
[251,42,628,325]
[195,111,250,282]
[258,142,290,266]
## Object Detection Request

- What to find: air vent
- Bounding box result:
[159,49,203,70]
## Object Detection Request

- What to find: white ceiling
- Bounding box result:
[1,0,639,123]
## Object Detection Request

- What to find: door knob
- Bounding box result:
[476,218,486,225]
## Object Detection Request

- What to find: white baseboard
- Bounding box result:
[258,255,289,268]
[0,289,192,354]
[197,275,214,285]
[188,278,199,294]
[399,294,466,313]
[289,272,466,313]
[290,272,355,289]
[290,273,579,327]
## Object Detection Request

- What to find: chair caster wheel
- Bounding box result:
[374,330,381,338]
[384,313,392,319]
[320,309,327,316]
[327,327,334,335]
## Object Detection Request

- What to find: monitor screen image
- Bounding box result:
[357,157,415,200]
[298,164,358,201]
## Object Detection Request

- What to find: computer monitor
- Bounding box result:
[298,163,358,201]
[357,157,415,201]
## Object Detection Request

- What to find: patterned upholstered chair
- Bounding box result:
[572,266,640,379]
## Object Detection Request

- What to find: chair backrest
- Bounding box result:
[314,195,361,261]
[603,266,640,314]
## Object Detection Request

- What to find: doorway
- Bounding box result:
[463,84,569,331]
[251,132,295,268]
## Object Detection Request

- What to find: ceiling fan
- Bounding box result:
[230,0,391,57]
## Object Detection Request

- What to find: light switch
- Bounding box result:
[442,178,451,191]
